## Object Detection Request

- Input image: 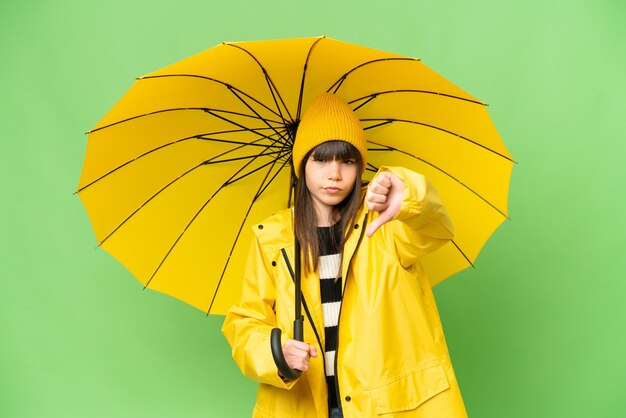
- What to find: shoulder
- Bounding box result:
[252,208,293,252]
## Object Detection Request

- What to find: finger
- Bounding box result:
[366,212,393,237]
[299,360,309,371]
[309,345,317,358]
[284,348,309,363]
[366,216,382,237]
[366,201,387,212]
[285,340,312,352]
[366,191,387,204]
[365,198,387,211]
[365,190,388,212]
[375,172,392,189]
[368,180,390,195]
[370,173,391,193]
[286,355,309,371]
[283,348,310,371]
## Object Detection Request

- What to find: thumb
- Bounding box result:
[366,173,404,237]
[366,210,393,237]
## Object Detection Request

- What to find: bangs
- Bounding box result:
[311,140,360,162]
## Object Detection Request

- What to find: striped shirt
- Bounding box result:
[318,222,343,410]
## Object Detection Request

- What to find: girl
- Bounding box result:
[222,94,468,418]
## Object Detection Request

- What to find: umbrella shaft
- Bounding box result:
[293,318,303,341]
[294,234,302,319]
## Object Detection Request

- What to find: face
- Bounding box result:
[304,153,357,223]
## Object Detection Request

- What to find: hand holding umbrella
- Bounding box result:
[271,219,306,381]
[281,340,318,373]
[366,172,404,237]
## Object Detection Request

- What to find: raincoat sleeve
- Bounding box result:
[221,236,297,390]
[374,166,454,267]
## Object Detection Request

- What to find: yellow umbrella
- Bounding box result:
[77,36,513,315]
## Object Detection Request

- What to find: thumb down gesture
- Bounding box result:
[365,171,404,237]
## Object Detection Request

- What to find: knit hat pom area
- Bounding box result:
[292,93,367,176]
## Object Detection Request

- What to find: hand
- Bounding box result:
[365,171,404,237]
[282,339,318,372]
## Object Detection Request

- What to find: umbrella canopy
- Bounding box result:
[77,36,513,315]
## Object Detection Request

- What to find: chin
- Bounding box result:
[326,197,347,206]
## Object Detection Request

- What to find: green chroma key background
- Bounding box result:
[1,0,624,417]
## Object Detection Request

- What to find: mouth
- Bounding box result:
[324,187,342,194]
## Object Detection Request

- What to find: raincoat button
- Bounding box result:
[354,224,359,229]
[271,261,276,266]
[258,224,264,229]
[345,396,351,402]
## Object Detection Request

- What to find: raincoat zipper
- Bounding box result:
[333,214,368,417]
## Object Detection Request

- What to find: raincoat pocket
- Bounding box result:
[367,363,450,414]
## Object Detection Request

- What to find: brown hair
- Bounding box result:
[294,140,363,273]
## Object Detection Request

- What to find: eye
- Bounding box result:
[343,159,356,165]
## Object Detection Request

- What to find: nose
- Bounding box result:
[328,160,342,180]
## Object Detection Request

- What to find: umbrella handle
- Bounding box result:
[271,318,303,380]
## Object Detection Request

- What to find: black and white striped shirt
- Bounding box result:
[318,223,343,410]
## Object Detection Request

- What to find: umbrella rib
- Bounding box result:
[350,90,485,110]
[207,147,292,314]
[204,149,284,166]
[326,58,420,93]
[296,36,325,121]
[286,164,296,209]
[223,155,285,187]
[250,149,292,198]
[87,107,282,134]
[96,139,283,246]
[203,109,288,146]
[98,161,204,246]
[223,42,294,122]
[329,75,346,94]
[361,120,392,131]
[77,128,281,193]
[363,118,515,163]
[196,135,283,148]
[78,135,196,193]
[143,142,286,290]
[451,240,475,269]
[226,86,289,141]
[367,140,509,219]
[227,128,290,192]
[351,95,376,111]
[365,162,380,173]
[138,74,284,119]
[263,72,292,128]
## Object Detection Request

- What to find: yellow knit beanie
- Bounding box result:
[292,93,367,177]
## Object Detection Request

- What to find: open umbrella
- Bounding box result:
[78,35,513,322]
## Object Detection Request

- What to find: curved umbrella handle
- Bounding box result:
[271,318,303,380]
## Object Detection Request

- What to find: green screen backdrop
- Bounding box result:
[1,0,624,417]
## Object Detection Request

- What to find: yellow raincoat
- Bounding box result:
[222,167,468,417]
